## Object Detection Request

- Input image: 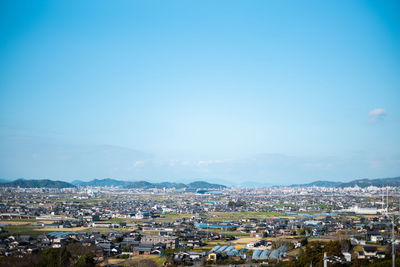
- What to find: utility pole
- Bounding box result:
[382,193,384,211]
[387,187,389,212]
[392,214,395,267]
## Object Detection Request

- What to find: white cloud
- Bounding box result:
[133,160,145,167]
[368,108,387,123]
[196,159,231,166]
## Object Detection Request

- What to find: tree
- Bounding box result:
[41,247,71,267]
[128,259,158,267]
[297,228,306,236]
[122,245,131,252]
[76,253,95,267]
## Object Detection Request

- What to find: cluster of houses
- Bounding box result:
[0,229,180,258]
[3,185,400,223]
[1,185,400,265]
[1,209,399,261]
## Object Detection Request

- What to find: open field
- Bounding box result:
[1,226,52,237]
[0,220,33,225]
[154,213,192,222]
[232,237,260,244]
[103,213,193,223]
[99,255,165,267]
[34,226,90,232]
[0,224,140,237]
[287,248,301,257]
[208,212,291,222]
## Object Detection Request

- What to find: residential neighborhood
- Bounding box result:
[0,183,399,266]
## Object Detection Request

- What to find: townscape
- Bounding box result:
[0,180,399,266]
[2,0,399,266]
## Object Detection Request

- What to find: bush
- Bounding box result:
[76,253,95,267]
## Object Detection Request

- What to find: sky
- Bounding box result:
[0,0,399,185]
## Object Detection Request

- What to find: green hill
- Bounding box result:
[187,181,227,189]
[337,176,400,188]
[0,179,75,188]
[290,176,400,188]
[73,178,131,187]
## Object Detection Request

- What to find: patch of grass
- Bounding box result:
[208,211,287,222]
[353,245,363,252]
[153,213,191,223]
[1,226,52,237]
[117,255,166,267]
[3,225,35,231]
[105,218,127,223]
[0,219,37,222]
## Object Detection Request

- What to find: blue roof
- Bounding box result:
[48,232,77,237]
[216,246,227,253]
[226,248,239,256]
[259,249,270,260]
[252,250,262,259]
[210,245,220,253]
[210,245,238,255]
[269,249,279,259]
[225,246,235,251]
[268,246,287,260]
[279,246,287,252]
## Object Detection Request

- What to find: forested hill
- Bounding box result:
[0,179,75,188]
[290,176,400,188]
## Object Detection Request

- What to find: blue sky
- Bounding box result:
[0,0,399,185]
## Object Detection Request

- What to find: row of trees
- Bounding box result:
[274,240,400,267]
[0,242,97,267]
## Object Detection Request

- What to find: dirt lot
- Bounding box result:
[232,237,260,244]
[34,227,90,232]
[99,255,165,267]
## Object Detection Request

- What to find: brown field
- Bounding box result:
[232,237,260,244]
[99,255,165,267]
[34,227,90,232]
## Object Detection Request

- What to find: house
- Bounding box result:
[91,222,112,228]
[363,246,377,258]
[173,252,204,265]
[342,252,351,262]
[370,235,384,243]
[357,246,385,260]
[133,247,152,255]
[132,243,161,255]
[207,252,218,262]
[140,235,178,249]
[51,237,68,248]
[97,241,120,256]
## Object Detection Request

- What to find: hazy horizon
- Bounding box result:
[1,1,399,184]
[2,174,400,187]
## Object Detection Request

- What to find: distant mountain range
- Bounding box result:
[0,179,75,188]
[1,176,399,189]
[72,178,131,187]
[289,180,342,187]
[290,176,400,188]
[74,178,226,189]
[337,177,400,188]
[125,181,187,189]
[0,178,226,189]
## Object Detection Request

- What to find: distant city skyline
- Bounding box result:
[1,1,399,184]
